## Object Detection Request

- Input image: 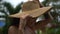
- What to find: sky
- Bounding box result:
[4,0,44,8]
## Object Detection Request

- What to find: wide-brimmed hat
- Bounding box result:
[9,1,52,18]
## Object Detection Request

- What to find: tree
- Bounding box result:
[3,2,14,14]
[14,2,23,14]
[42,0,60,34]
[2,2,23,34]
[1,2,14,34]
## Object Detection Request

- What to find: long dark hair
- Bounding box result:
[11,18,20,27]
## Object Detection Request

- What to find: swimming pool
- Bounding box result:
[0,21,5,28]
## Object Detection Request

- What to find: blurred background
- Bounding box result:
[0,0,59,34]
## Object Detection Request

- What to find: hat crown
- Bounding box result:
[22,1,40,11]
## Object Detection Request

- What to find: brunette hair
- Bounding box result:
[11,18,20,27]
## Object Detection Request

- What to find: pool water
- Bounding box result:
[0,21,5,28]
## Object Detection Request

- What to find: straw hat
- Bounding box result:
[9,1,52,18]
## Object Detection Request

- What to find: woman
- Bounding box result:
[8,0,52,34]
[8,18,20,34]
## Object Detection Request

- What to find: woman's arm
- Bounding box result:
[18,14,29,34]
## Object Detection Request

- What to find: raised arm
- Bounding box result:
[18,13,29,34]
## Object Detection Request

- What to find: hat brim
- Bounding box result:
[9,6,52,18]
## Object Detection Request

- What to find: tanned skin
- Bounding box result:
[8,0,53,34]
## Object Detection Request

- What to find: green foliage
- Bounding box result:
[0,28,3,34]
[0,0,59,34]
[3,2,14,14]
[37,30,40,34]
[44,27,60,34]
[42,0,48,6]
[1,2,23,34]
[41,0,59,34]
[14,2,23,14]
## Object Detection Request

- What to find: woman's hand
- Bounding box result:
[20,13,29,19]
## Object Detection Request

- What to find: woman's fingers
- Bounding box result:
[20,13,29,19]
